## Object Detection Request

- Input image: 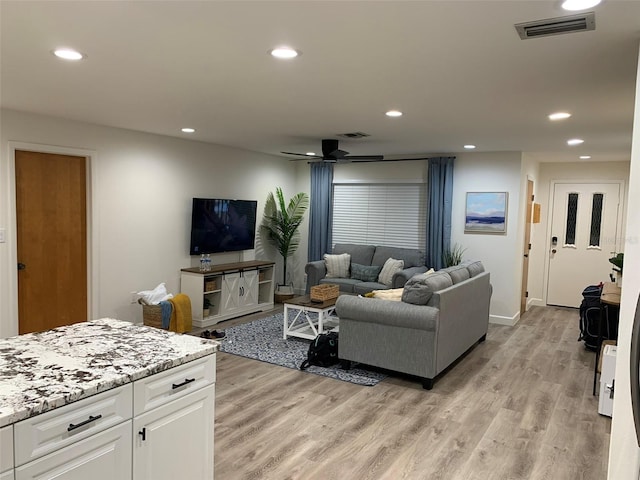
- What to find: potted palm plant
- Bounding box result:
[261,187,309,299]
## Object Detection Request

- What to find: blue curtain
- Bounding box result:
[427,157,455,269]
[308,162,334,262]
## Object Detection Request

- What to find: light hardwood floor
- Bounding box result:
[213,305,611,479]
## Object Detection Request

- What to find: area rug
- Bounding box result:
[217,313,387,386]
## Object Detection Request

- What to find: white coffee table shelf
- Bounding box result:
[283,295,339,340]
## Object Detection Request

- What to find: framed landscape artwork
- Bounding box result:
[465,192,508,234]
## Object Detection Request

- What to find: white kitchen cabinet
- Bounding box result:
[10,355,216,480]
[132,355,215,480]
[0,470,14,480]
[14,422,132,480]
[181,260,274,328]
[1,425,13,477]
[133,384,215,480]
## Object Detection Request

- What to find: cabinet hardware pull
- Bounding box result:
[68,414,102,431]
[172,378,196,389]
[139,427,146,441]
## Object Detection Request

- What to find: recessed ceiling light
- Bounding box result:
[385,110,403,117]
[567,138,584,146]
[270,47,299,59]
[52,48,85,60]
[580,155,592,159]
[181,127,196,133]
[562,0,601,11]
[305,152,316,156]
[548,112,572,121]
[464,145,476,150]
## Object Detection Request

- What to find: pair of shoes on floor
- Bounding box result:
[201,330,226,339]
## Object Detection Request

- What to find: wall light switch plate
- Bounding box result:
[0,228,5,243]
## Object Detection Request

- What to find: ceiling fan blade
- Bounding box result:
[343,155,385,161]
[346,157,432,163]
[281,151,321,158]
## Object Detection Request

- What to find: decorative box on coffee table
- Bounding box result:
[310,284,339,303]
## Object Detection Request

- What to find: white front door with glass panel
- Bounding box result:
[547,182,621,308]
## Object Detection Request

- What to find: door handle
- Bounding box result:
[17,262,26,270]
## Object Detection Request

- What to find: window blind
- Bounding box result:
[332,183,426,250]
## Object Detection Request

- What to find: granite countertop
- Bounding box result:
[0,318,218,427]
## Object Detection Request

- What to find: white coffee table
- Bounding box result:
[283,295,339,340]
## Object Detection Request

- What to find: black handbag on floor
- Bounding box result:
[300,331,340,370]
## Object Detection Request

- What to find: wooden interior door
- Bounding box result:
[521,180,533,315]
[16,150,88,334]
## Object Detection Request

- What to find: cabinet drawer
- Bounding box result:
[14,383,132,467]
[0,470,14,480]
[1,425,13,471]
[15,421,132,480]
[133,355,215,416]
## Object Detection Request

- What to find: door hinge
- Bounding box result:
[526,291,529,298]
[531,194,535,201]
[528,243,532,250]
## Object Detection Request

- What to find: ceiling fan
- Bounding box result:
[281,139,430,163]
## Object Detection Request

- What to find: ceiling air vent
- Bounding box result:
[337,132,370,139]
[515,12,595,40]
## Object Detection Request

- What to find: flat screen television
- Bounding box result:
[189,198,258,255]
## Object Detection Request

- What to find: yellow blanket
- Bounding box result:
[168,293,192,333]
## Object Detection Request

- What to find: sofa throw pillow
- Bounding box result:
[377,258,405,287]
[351,263,383,282]
[402,270,452,305]
[324,253,351,278]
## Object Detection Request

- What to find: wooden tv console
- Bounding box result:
[181,260,275,328]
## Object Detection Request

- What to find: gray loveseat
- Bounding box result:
[305,243,429,295]
[335,261,491,389]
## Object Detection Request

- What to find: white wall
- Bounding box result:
[527,161,629,307]
[0,109,297,337]
[609,43,640,480]
[451,152,525,325]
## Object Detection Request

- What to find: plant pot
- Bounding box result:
[274,284,295,304]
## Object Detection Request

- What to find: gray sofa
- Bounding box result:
[335,261,491,389]
[305,243,429,295]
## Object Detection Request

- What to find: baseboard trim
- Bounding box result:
[490,312,520,326]
[529,297,545,307]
